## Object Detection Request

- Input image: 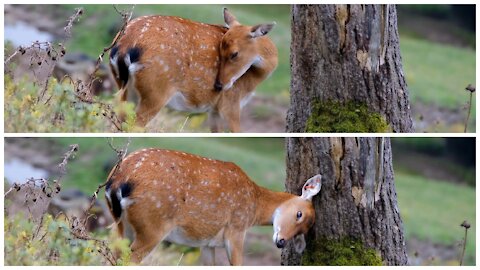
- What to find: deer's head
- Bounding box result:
[214,8,276,91]
[272,174,322,253]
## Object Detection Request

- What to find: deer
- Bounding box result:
[105,148,322,265]
[109,8,278,132]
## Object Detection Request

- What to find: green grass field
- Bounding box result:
[395,170,476,265]
[48,137,476,265]
[400,36,476,112]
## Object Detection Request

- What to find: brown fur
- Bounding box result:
[105,148,318,265]
[110,10,278,132]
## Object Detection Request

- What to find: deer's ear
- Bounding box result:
[293,234,306,253]
[250,22,276,38]
[224,8,239,28]
[301,174,322,201]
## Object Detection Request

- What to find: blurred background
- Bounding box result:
[396,5,476,132]
[3,4,476,132]
[4,137,476,265]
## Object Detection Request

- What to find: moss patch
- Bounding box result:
[301,237,383,266]
[305,100,389,132]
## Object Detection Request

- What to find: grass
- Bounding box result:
[395,170,476,265]
[63,4,291,99]
[400,35,476,129]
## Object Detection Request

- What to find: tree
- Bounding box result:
[287,4,414,133]
[281,137,408,265]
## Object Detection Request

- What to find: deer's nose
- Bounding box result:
[276,238,286,249]
[214,80,223,91]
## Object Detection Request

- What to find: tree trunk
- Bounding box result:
[287,4,414,133]
[281,137,408,265]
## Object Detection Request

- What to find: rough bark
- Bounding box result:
[281,137,408,265]
[287,4,414,132]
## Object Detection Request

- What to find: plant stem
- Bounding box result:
[464,92,473,133]
[459,226,468,265]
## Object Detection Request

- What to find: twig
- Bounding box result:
[58,144,79,175]
[176,253,185,266]
[76,138,132,265]
[464,84,475,133]
[107,137,131,160]
[71,5,135,132]
[82,138,131,231]
[4,51,19,66]
[64,8,84,38]
[85,5,135,93]
[179,116,190,132]
[459,220,471,266]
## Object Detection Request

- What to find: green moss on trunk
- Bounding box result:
[305,100,389,132]
[301,237,383,266]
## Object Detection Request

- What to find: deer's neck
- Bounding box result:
[236,39,278,97]
[252,39,278,77]
[253,185,295,226]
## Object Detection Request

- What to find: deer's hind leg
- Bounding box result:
[133,71,176,127]
[126,204,175,264]
[128,220,175,264]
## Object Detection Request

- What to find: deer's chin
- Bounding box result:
[272,232,279,245]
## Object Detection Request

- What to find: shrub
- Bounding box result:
[4,213,131,266]
[4,75,136,132]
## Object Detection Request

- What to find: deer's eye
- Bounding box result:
[296,211,302,220]
[230,52,239,60]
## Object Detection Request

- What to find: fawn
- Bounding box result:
[105,148,321,265]
[109,8,278,132]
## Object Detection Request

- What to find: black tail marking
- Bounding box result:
[117,56,129,88]
[110,46,119,60]
[127,47,142,64]
[116,46,142,88]
[120,182,133,198]
[109,182,134,220]
[110,187,122,219]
